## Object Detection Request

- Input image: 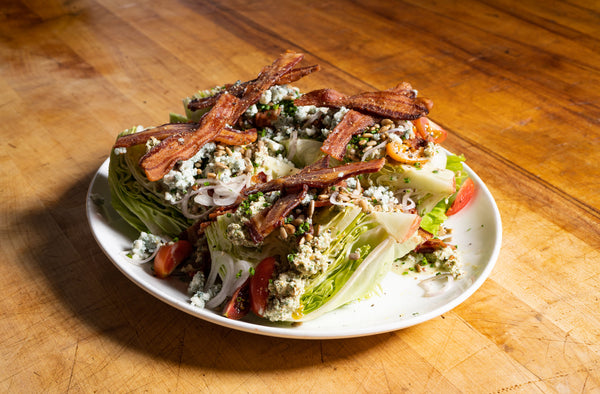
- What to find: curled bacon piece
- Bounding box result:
[231,51,304,121]
[215,127,258,145]
[321,110,375,160]
[113,123,196,148]
[247,186,308,243]
[244,158,385,195]
[414,238,451,254]
[294,83,432,120]
[140,93,238,181]
[188,64,320,111]
[113,123,257,149]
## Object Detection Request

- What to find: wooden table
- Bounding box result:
[2,0,599,391]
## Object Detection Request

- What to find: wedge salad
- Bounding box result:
[108,52,475,323]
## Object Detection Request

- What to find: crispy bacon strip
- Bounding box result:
[113,123,257,148]
[140,93,238,181]
[294,83,431,120]
[276,64,321,85]
[244,158,385,195]
[231,51,304,121]
[348,91,431,120]
[188,64,320,111]
[414,238,451,254]
[113,123,196,148]
[247,186,308,243]
[321,110,376,160]
[215,127,257,145]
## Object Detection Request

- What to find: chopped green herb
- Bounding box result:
[295,221,310,236]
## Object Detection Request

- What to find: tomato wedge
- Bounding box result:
[446,178,475,216]
[386,141,428,164]
[153,240,193,278]
[413,117,447,144]
[223,278,251,320]
[250,256,277,317]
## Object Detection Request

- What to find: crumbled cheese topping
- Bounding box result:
[363,186,399,212]
[130,232,162,260]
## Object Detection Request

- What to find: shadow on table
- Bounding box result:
[18,165,398,371]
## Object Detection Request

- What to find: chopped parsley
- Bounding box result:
[295,222,310,236]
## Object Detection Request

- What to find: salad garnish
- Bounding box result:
[108,51,475,323]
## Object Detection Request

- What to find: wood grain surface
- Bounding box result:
[1,0,599,392]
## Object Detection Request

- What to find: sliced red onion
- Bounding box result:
[121,248,157,266]
[205,252,235,309]
[231,259,252,291]
[401,192,416,212]
[361,140,387,161]
[184,175,249,211]
[418,273,454,297]
[302,110,323,128]
[193,188,215,206]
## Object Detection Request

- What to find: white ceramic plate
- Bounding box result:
[87,157,502,339]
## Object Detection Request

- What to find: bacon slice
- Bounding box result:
[275,64,321,85]
[294,89,346,107]
[321,110,376,160]
[294,84,431,120]
[139,93,238,181]
[113,123,257,149]
[414,238,451,254]
[244,158,385,195]
[247,186,308,243]
[231,51,304,121]
[113,123,197,148]
[215,127,257,145]
[188,64,320,111]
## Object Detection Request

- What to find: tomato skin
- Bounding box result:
[153,240,193,278]
[413,117,447,144]
[223,279,251,320]
[250,256,277,317]
[446,178,475,216]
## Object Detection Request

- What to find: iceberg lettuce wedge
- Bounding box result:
[277,207,421,322]
[108,128,192,238]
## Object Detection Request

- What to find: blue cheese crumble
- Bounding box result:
[130,232,162,260]
[363,186,399,211]
[264,229,333,321]
[188,271,221,308]
[162,143,217,203]
[394,245,462,278]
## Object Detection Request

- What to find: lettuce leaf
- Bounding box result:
[419,154,468,235]
[446,154,467,188]
[108,128,192,238]
[419,200,449,236]
[296,207,421,321]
